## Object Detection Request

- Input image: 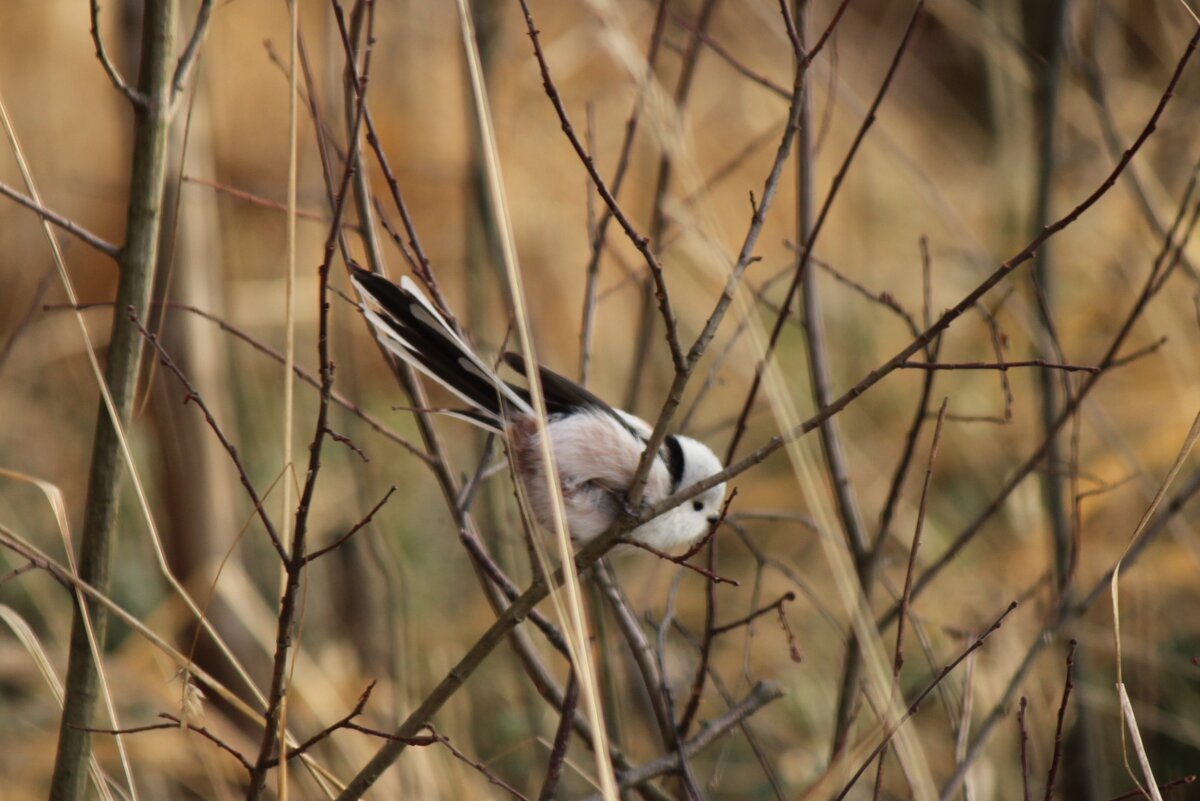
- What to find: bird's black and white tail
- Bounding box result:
[350,266,532,432]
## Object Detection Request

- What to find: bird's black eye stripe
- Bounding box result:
[692,500,704,512]
[663,434,685,492]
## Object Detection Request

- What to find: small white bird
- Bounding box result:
[351,267,727,551]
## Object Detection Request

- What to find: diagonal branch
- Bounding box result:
[833,601,1019,801]
[131,312,288,562]
[303,486,395,564]
[0,180,121,258]
[172,0,215,98]
[579,682,784,801]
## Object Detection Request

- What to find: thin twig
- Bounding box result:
[0,560,40,587]
[617,538,739,586]
[0,180,121,258]
[711,592,795,636]
[423,727,531,801]
[872,398,947,797]
[0,268,54,375]
[900,359,1099,374]
[172,0,215,98]
[518,0,686,372]
[80,714,253,773]
[1108,336,1169,368]
[325,426,368,463]
[582,0,674,391]
[537,670,579,801]
[626,0,817,506]
[130,311,288,562]
[341,719,528,800]
[803,253,921,337]
[361,104,454,318]
[806,0,855,66]
[873,338,942,540]
[1103,776,1197,801]
[1019,697,1032,801]
[677,261,796,432]
[625,0,721,408]
[89,0,144,105]
[1043,640,1078,801]
[181,175,331,223]
[895,398,948,675]
[833,601,1019,801]
[777,0,802,57]
[579,682,784,801]
[669,615,790,796]
[673,485,739,738]
[653,581,704,801]
[592,560,674,747]
[304,486,395,564]
[270,682,383,767]
[579,102,601,386]
[977,297,1016,421]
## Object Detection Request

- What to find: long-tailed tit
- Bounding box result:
[351,267,727,551]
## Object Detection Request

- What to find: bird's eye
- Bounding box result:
[692,501,704,512]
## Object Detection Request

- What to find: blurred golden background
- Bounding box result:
[1,0,1198,799]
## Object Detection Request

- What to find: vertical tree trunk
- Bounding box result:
[49,2,178,798]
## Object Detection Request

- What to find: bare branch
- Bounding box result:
[1042,640,1078,801]
[0,180,120,258]
[894,398,948,675]
[80,714,253,774]
[1103,776,1197,801]
[711,591,794,636]
[130,310,288,562]
[270,682,382,767]
[89,0,145,105]
[579,682,784,801]
[172,0,215,98]
[181,174,332,223]
[833,601,1019,801]
[517,0,686,372]
[1018,697,1032,801]
[324,426,369,463]
[537,671,579,801]
[900,359,1099,374]
[873,397,947,794]
[304,486,395,564]
[617,537,738,586]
